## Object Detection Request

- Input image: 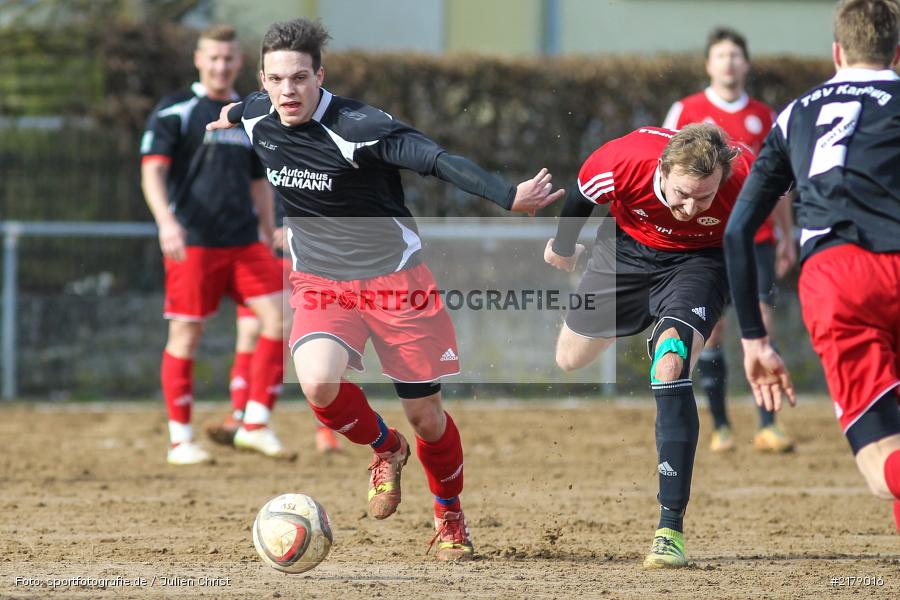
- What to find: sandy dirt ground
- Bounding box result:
[0,398,898,599]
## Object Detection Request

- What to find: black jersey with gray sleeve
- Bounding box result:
[725,68,900,338]
[240,88,514,280]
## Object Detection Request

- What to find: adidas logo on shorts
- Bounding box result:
[691,306,707,321]
[440,348,458,362]
[658,461,677,477]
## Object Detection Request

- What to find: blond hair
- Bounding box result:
[198,24,238,45]
[660,124,739,182]
[834,0,900,66]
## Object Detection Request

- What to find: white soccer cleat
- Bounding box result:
[234,426,298,461]
[166,441,213,465]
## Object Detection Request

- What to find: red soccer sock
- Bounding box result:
[884,450,900,499]
[162,351,193,446]
[884,450,900,535]
[893,500,900,535]
[416,411,464,500]
[308,380,382,446]
[244,336,285,429]
[229,351,253,416]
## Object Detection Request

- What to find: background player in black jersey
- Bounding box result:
[725,0,900,535]
[207,18,564,560]
[141,25,292,465]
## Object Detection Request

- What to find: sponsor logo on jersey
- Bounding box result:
[744,114,763,135]
[267,166,333,191]
[339,107,368,121]
[203,128,252,148]
[258,139,278,151]
[655,225,673,235]
[658,461,677,476]
[633,209,648,218]
[691,306,707,321]
[440,348,458,362]
[638,128,673,139]
[697,216,720,226]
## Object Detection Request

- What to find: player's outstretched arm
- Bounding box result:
[206,102,244,131]
[510,168,566,216]
[544,187,594,272]
[740,337,796,412]
[431,154,564,213]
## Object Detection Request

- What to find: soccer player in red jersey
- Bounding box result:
[664,27,798,453]
[141,25,293,464]
[206,19,564,560]
[546,124,752,567]
[725,0,900,536]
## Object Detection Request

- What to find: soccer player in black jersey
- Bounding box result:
[725,0,900,535]
[207,18,564,560]
[141,25,292,464]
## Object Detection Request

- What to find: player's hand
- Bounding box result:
[272,227,289,253]
[740,337,796,412]
[206,102,240,131]
[158,219,187,262]
[511,168,566,216]
[775,236,797,278]
[544,238,585,273]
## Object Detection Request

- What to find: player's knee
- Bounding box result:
[405,404,445,441]
[653,352,685,383]
[556,344,590,372]
[166,321,203,356]
[300,380,340,408]
[863,473,895,500]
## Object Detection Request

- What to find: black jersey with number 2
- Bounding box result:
[726,68,900,337]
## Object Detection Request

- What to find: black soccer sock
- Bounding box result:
[697,348,728,429]
[757,342,777,427]
[758,403,776,427]
[652,384,700,533]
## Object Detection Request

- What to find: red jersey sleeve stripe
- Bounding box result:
[141,154,172,166]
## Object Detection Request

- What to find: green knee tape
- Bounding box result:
[650,338,688,384]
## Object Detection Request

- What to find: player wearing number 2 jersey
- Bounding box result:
[725,0,900,537]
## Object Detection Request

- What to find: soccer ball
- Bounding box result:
[252,493,333,574]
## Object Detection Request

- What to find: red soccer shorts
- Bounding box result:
[799,244,900,433]
[164,242,284,321]
[236,257,291,319]
[288,263,460,383]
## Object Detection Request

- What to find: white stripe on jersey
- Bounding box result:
[776,100,796,140]
[662,101,683,130]
[578,171,615,202]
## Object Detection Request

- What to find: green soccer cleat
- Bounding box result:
[643,528,687,569]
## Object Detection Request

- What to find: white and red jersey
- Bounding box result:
[663,88,776,243]
[577,127,753,252]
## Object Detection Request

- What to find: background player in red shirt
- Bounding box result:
[141,25,292,465]
[726,0,900,536]
[664,27,798,453]
[546,124,750,568]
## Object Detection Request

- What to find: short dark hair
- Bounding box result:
[260,18,331,72]
[705,27,750,61]
[834,0,900,66]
